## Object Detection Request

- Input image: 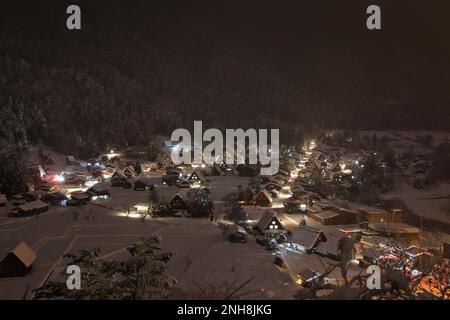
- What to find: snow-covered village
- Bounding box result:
[0,0,449,306]
[0,130,449,300]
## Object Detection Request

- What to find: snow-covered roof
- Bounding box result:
[255,210,284,233]
[315,232,347,258]
[89,183,109,192]
[9,242,37,268]
[314,210,340,220]
[17,200,49,212]
[70,191,91,201]
[255,190,273,203]
[157,186,188,204]
[188,170,206,181]
[291,226,326,251]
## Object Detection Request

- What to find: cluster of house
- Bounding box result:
[3,152,162,216]
[292,137,437,191]
[233,204,444,290]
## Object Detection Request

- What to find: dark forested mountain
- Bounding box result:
[0,0,449,156]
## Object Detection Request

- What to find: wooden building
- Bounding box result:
[254,190,273,207]
[13,200,49,216]
[368,223,420,245]
[254,210,286,236]
[357,207,402,223]
[0,242,37,278]
[188,170,206,184]
[291,226,327,254]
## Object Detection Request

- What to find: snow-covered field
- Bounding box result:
[383,183,450,224]
[0,175,297,300]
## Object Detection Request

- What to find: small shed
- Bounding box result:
[0,242,37,277]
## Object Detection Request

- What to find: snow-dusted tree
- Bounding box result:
[186,188,213,218]
[294,240,449,300]
[33,236,176,300]
[0,149,28,196]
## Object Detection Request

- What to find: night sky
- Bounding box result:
[1,0,450,129]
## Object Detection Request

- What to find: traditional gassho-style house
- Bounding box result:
[110,171,130,187]
[0,242,37,277]
[122,166,136,178]
[315,231,353,261]
[254,210,286,236]
[327,153,339,163]
[254,190,273,207]
[291,225,327,254]
[13,200,49,216]
[306,159,321,172]
[156,187,188,210]
[168,193,188,210]
[319,168,333,181]
[133,180,148,191]
[317,153,326,162]
[329,163,342,173]
[188,170,206,184]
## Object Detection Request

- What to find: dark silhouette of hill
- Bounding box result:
[0,0,449,156]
